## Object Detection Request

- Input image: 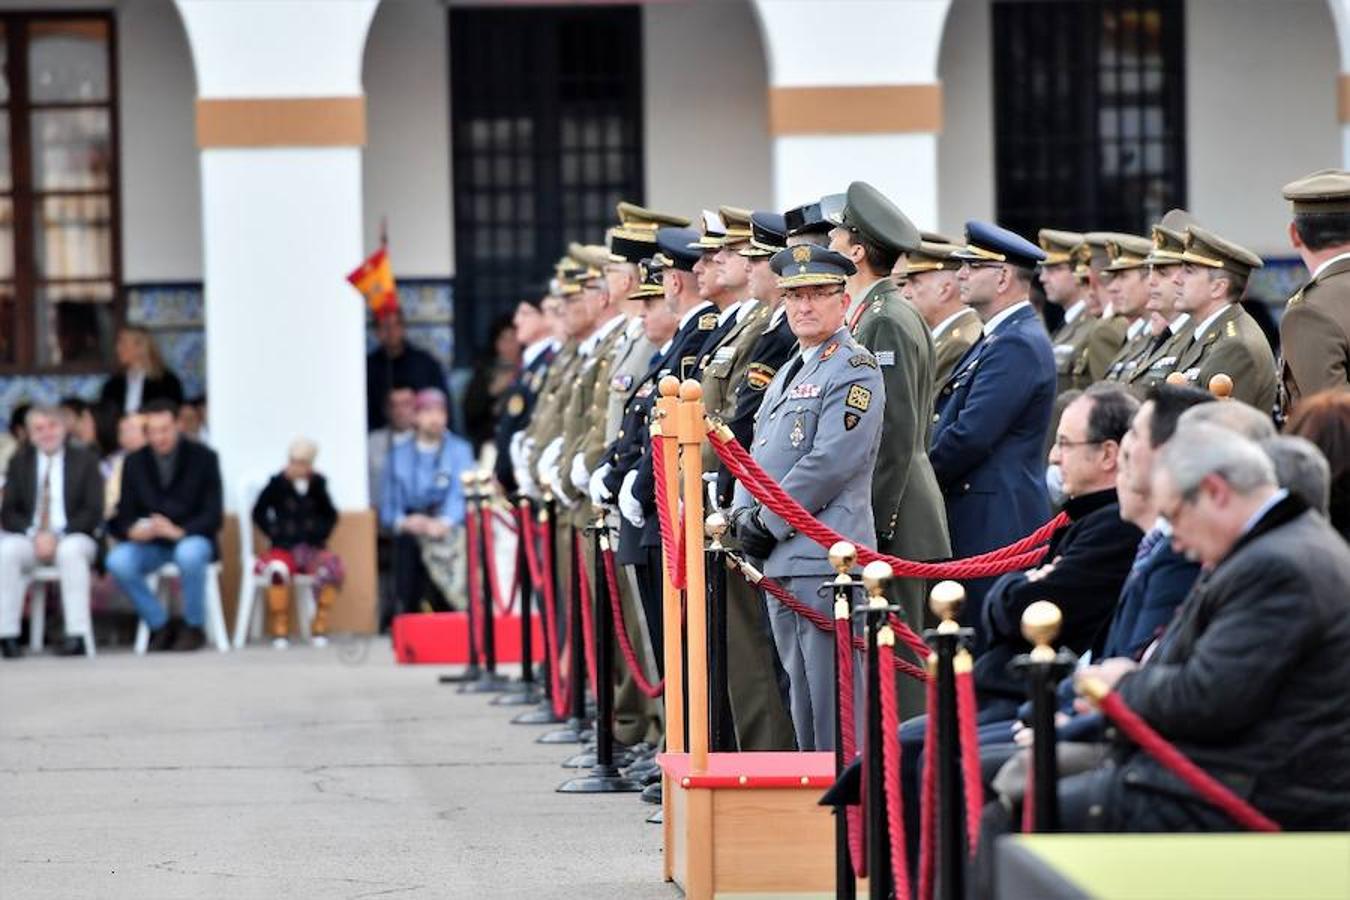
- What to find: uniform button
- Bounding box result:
[618,430,625,438]
[932,413,940,423]
[962,483,970,491]
[759,439,767,446]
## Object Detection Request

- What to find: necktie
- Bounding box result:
[781,352,805,388]
[38,457,51,532]
[1130,529,1166,574]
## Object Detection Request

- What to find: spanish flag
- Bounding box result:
[346,246,399,318]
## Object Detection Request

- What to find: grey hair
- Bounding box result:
[1260,435,1330,516]
[1178,400,1276,441]
[24,405,62,428]
[1156,422,1276,497]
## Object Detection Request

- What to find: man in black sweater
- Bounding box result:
[106,399,223,652]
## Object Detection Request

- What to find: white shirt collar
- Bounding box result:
[31,448,66,534]
[580,312,626,355]
[983,299,1032,337]
[846,279,885,323]
[522,337,553,368]
[1063,300,1087,324]
[1169,313,1190,335]
[1192,305,1232,343]
[718,299,744,327]
[769,305,788,328]
[1311,251,1350,280]
[1126,317,1148,341]
[677,300,714,332]
[1241,489,1288,538]
[932,308,970,341]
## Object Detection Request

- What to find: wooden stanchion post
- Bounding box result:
[655,375,683,882]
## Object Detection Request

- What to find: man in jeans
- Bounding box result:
[107,398,223,652]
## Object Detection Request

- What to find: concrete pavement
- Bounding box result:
[0,642,668,899]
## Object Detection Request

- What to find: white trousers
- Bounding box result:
[0,532,98,639]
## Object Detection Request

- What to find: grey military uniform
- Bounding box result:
[732,326,884,751]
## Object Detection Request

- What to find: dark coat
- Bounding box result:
[366,342,449,431]
[974,488,1142,703]
[491,344,555,493]
[716,311,796,507]
[109,438,223,556]
[0,442,104,537]
[1093,536,1198,661]
[251,472,338,550]
[1116,496,1350,829]
[99,369,184,412]
[930,303,1056,559]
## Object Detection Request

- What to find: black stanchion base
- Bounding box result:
[537,718,589,744]
[645,809,663,824]
[556,766,644,794]
[491,687,540,707]
[511,706,561,725]
[579,727,595,743]
[458,671,511,694]
[640,781,662,805]
[563,746,637,769]
[437,666,481,684]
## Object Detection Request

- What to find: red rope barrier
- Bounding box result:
[574,536,599,697]
[878,640,913,900]
[465,505,484,658]
[534,511,568,720]
[918,667,938,900]
[601,544,664,698]
[954,661,983,857]
[1094,689,1281,832]
[835,602,865,877]
[651,434,686,590]
[1021,760,1035,833]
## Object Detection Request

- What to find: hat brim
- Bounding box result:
[778,273,847,289]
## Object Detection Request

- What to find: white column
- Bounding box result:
[752,0,951,228]
[175,0,378,510]
[1330,0,1350,168]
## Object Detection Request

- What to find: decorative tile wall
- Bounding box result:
[1,279,455,429]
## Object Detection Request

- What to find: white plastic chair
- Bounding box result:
[231,474,316,649]
[21,565,96,658]
[133,561,229,654]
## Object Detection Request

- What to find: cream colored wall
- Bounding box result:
[642,0,773,219]
[936,0,995,235]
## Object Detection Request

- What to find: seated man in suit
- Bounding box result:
[0,405,104,657]
[930,221,1057,630]
[106,398,223,652]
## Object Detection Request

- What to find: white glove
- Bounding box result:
[538,436,563,492]
[1045,463,1066,509]
[618,470,644,528]
[508,430,528,471]
[515,462,538,500]
[589,463,613,507]
[569,452,590,494]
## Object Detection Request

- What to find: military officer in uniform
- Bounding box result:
[1280,169,1350,412]
[492,291,557,494]
[729,244,884,752]
[1038,229,1096,394]
[1078,233,1130,382]
[1100,234,1156,382]
[1169,225,1278,411]
[827,182,950,695]
[898,239,981,389]
[931,222,1056,632]
[784,194,845,249]
[1129,212,1197,393]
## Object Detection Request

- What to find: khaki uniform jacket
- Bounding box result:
[524,339,580,478]
[1280,256,1350,413]
[851,279,951,560]
[1127,318,1195,394]
[700,300,772,475]
[604,325,656,447]
[1051,310,1097,394]
[1102,321,1153,383]
[1171,304,1278,411]
[558,319,628,520]
[933,307,981,390]
[1072,314,1127,387]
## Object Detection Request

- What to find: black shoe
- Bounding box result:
[147,619,180,652]
[56,637,87,656]
[0,637,23,659]
[170,625,206,652]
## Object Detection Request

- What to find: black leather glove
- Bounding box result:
[736,507,776,560]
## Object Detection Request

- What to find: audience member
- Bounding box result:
[1179,396,1277,440]
[104,411,147,521]
[462,313,522,454]
[1261,435,1331,517]
[368,385,416,512]
[58,397,98,449]
[99,325,184,413]
[251,438,343,648]
[378,388,474,628]
[365,311,449,431]
[177,395,209,445]
[0,406,103,657]
[1285,389,1350,538]
[106,399,223,652]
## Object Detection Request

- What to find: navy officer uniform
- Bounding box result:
[730,245,884,752]
[929,222,1056,633]
[492,294,557,494]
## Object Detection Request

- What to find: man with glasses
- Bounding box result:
[729,244,884,752]
[930,221,1057,629]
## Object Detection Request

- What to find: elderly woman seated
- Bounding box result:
[251,438,343,648]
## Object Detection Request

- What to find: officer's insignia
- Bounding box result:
[681,355,698,379]
[1184,367,1201,381]
[790,417,805,448]
[635,384,655,398]
[792,245,812,263]
[788,383,822,399]
[747,363,776,390]
[698,313,718,330]
[713,345,735,364]
[1150,356,1177,370]
[848,353,876,369]
[1287,289,1305,308]
[843,412,860,431]
[611,373,634,392]
[528,371,543,391]
[820,341,840,362]
[875,350,895,367]
[507,394,525,416]
[845,384,872,413]
[1225,321,1238,338]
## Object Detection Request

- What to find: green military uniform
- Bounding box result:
[1126,221,1194,394]
[1099,235,1155,384]
[1038,230,1097,394]
[836,182,950,717]
[897,240,979,390]
[1169,225,1278,410]
[1278,169,1350,413]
